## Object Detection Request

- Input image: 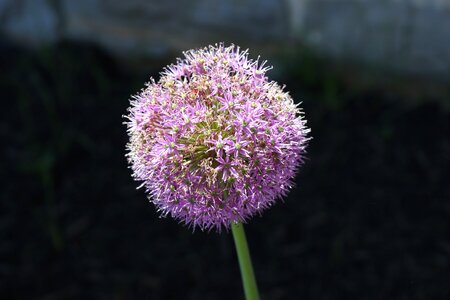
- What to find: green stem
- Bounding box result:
[231,222,260,300]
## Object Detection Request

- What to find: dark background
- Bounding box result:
[1,10,450,300]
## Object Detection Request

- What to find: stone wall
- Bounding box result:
[1,0,449,80]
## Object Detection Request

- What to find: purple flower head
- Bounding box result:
[125,44,310,231]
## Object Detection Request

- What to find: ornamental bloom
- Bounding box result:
[125,44,309,231]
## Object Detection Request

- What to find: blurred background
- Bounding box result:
[1,0,449,299]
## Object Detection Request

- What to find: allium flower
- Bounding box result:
[125,44,309,231]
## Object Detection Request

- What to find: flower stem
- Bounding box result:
[231,222,260,300]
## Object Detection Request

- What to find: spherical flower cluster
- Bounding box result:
[125,44,309,231]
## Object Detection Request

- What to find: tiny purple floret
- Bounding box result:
[125,44,310,231]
